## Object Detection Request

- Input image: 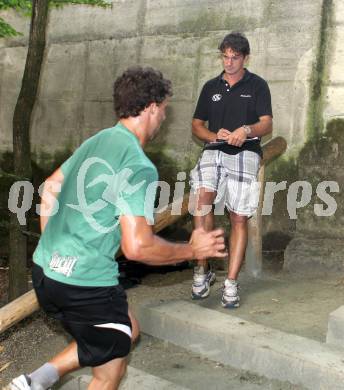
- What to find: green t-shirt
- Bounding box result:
[33,123,158,287]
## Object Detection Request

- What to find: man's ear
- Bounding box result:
[147,102,157,114]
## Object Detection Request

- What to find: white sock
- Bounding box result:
[29,363,59,390]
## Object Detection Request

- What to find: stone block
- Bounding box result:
[140,35,199,101]
[266,0,322,28]
[324,86,344,120]
[327,306,344,347]
[56,366,188,390]
[0,46,27,152]
[40,42,87,100]
[86,37,140,101]
[334,0,344,24]
[144,0,264,35]
[136,300,344,390]
[48,1,142,42]
[284,237,344,275]
[328,27,344,84]
[268,81,306,148]
[31,99,82,154]
[82,101,115,139]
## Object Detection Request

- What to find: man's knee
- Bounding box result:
[190,188,216,216]
[229,212,248,225]
[92,357,127,386]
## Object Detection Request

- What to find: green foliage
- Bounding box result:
[0,0,31,37]
[0,0,109,37]
[0,0,31,12]
[0,17,19,37]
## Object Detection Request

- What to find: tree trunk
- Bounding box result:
[8,0,49,301]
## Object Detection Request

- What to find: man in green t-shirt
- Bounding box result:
[6,67,226,390]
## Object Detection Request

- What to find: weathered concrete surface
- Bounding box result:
[56,366,189,390]
[136,300,344,390]
[284,236,344,276]
[324,0,344,123]
[0,0,324,162]
[327,306,344,347]
[284,117,344,273]
[1,0,344,260]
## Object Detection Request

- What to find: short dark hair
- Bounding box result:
[218,32,250,56]
[113,66,172,118]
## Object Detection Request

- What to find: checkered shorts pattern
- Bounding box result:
[189,149,261,216]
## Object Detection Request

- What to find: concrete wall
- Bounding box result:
[0,0,327,169]
[324,0,344,124]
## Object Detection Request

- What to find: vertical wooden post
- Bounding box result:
[245,165,265,277]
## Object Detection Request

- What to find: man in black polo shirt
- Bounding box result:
[190,32,273,308]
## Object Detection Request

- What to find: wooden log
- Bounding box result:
[245,136,286,277]
[0,290,40,334]
[261,136,287,165]
[0,194,191,334]
[245,165,265,277]
[0,137,286,333]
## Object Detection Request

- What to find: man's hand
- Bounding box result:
[216,128,231,141]
[226,127,247,147]
[189,227,227,259]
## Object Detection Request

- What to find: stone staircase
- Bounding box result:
[56,297,344,390]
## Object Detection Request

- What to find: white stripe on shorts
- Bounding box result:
[94,323,132,338]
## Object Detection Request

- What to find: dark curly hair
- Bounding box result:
[113,66,173,118]
[218,32,250,56]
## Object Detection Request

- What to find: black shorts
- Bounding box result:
[32,264,132,367]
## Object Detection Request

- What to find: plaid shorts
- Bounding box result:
[189,149,261,216]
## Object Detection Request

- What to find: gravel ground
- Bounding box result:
[1,257,342,389]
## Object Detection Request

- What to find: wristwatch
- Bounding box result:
[242,125,252,136]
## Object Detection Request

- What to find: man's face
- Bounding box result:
[149,99,168,140]
[221,47,247,76]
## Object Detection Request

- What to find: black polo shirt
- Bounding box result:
[193,69,272,156]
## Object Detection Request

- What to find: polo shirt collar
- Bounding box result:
[218,68,252,85]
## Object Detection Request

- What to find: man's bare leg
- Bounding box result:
[88,357,127,390]
[22,311,137,390]
[49,341,80,377]
[193,188,217,269]
[222,211,248,308]
[191,188,217,299]
[87,311,136,389]
[228,211,248,280]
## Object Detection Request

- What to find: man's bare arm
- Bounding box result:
[247,115,273,138]
[226,115,273,147]
[39,168,64,233]
[192,119,217,143]
[192,119,234,143]
[120,215,226,265]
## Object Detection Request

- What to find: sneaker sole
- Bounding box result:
[191,285,210,300]
[221,300,240,308]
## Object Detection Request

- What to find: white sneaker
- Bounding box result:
[191,266,216,299]
[221,278,240,308]
[3,375,32,390]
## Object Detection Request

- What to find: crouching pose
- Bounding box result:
[6,67,226,390]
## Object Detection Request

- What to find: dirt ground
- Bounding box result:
[0,254,343,389]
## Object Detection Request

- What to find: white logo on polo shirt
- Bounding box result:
[240,94,252,98]
[212,94,222,102]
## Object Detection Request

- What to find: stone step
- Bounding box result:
[56,366,189,390]
[327,305,344,346]
[135,300,344,390]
